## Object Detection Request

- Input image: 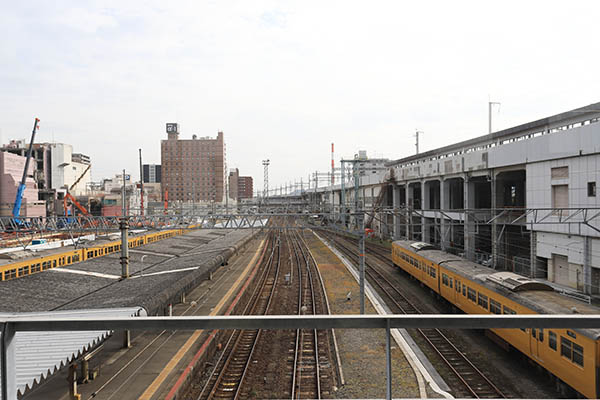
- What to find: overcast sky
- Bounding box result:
[2,1,599,193]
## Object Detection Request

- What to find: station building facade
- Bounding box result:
[310,103,600,295]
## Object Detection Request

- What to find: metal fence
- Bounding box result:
[3,314,600,400]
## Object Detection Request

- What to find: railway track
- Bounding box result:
[197,232,281,400]
[320,230,506,399]
[289,229,336,399]
[72,234,268,400]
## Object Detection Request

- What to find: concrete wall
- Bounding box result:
[527,153,600,237]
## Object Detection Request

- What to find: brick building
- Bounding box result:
[161,123,227,203]
[228,168,253,200]
[238,176,253,199]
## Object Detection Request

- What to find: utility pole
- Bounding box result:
[415,130,423,154]
[262,159,270,199]
[138,149,144,216]
[354,160,366,314]
[489,101,501,134]
[341,160,346,226]
[121,169,127,217]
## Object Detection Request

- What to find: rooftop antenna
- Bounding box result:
[489,100,501,134]
[415,130,423,154]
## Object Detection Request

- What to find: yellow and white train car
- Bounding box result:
[392,239,600,399]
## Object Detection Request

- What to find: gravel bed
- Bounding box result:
[306,232,421,398]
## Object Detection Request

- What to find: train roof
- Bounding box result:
[392,240,600,339]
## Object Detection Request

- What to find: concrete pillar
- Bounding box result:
[584,236,592,294]
[421,181,428,243]
[491,172,498,268]
[529,228,536,278]
[68,363,80,400]
[1,322,17,400]
[405,184,411,240]
[440,178,447,251]
[463,174,475,260]
[123,330,131,349]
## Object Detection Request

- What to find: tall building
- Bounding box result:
[228,168,239,200]
[142,164,162,183]
[161,123,227,203]
[238,176,253,199]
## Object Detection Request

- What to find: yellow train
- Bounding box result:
[0,228,186,281]
[392,240,600,399]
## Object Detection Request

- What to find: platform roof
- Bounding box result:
[0,307,145,399]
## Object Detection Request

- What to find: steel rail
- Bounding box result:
[325,233,506,398]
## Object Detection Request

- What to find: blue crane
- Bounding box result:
[12,118,40,220]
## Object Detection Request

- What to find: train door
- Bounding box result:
[530,328,543,360]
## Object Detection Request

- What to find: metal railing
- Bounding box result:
[2,314,600,400]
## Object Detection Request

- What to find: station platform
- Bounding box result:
[21,234,265,400]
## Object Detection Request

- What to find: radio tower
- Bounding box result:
[262,159,270,198]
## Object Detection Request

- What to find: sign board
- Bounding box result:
[166,123,179,134]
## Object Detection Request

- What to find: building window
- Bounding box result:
[552,184,568,212]
[551,166,569,179]
[588,182,596,197]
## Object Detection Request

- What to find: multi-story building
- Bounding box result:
[142,164,162,183]
[228,169,254,200]
[161,123,227,203]
[229,168,239,201]
[238,176,253,199]
[0,151,45,217]
[310,102,600,295]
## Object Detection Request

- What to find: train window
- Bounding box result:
[68,256,72,264]
[456,281,461,292]
[73,254,80,262]
[467,288,476,302]
[532,329,537,339]
[17,267,26,276]
[88,251,93,258]
[502,305,516,315]
[539,328,544,342]
[448,278,453,288]
[94,250,98,257]
[567,330,576,339]
[573,343,584,367]
[462,285,466,296]
[442,274,449,286]
[5,269,16,280]
[561,337,584,367]
[549,331,557,350]
[53,260,57,268]
[490,299,501,314]
[477,293,488,310]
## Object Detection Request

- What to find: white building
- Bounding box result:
[50,143,91,196]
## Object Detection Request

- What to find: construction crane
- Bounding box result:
[12,118,40,220]
[63,164,92,216]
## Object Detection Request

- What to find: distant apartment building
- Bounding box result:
[229,169,239,200]
[0,151,45,217]
[161,123,227,203]
[228,169,253,200]
[238,176,253,199]
[142,164,162,183]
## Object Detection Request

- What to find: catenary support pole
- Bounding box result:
[139,149,144,216]
[386,318,392,400]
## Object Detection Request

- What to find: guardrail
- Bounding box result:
[2,314,600,400]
